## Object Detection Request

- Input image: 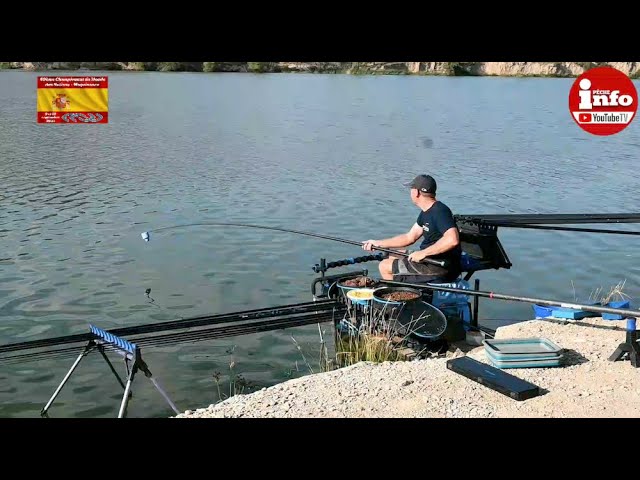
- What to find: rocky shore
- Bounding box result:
[2,62,639,78]
[174,316,640,418]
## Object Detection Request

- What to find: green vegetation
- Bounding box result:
[444,62,473,76]
[335,332,408,365]
[155,62,203,72]
[247,62,274,73]
[212,361,257,403]
[202,62,220,72]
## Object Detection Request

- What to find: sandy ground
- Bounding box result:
[174,317,640,418]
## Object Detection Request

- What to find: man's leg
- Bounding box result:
[378,249,408,280]
[379,257,395,280]
[386,255,451,284]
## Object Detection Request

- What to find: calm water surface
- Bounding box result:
[1,71,639,417]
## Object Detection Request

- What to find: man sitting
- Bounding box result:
[362,174,462,283]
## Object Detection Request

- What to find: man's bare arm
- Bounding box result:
[362,223,423,251]
[407,227,459,262]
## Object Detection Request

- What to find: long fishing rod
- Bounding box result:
[0,299,340,354]
[483,222,640,236]
[140,222,448,268]
[455,213,640,225]
[382,279,640,318]
[0,310,341,365]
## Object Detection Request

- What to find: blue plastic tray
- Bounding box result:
[485,348,563,369]
[483,337,563,361]
[532,304,553,318]
[484,350,562,362]
[550,308,589,320]
[603,300,631,320]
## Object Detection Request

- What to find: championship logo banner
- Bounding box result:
[37,76,108,124]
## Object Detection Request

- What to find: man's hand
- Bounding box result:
[362,240,378,251]
[408,249,428,263]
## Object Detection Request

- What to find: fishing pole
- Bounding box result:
[484,222,640,236]
[0,310,341,365]
[139,222,448,268]
[0,299,340,354]
[382,280,640,318]
[455,213,640,225]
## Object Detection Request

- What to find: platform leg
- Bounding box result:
[41,343,94,416]
[97,345,127,392]
[473,279,480,328]
[118,363,138,418]
[608,343,629,362]
[608,323,640,368]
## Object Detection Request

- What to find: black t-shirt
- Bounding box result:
[416,201,462,273]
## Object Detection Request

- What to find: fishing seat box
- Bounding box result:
[431,279,472,342]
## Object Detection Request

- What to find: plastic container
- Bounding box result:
[483,337,563,360]
[372,287,423,308]
[485,348,563,369]
[431,279,472,330]
[603,300,631,320]
[532,304,553,318]
[431,279,471,305]
[550,308,589,320]
[336,276,378,299]
[345,288,374,306]
[460,252,482,272]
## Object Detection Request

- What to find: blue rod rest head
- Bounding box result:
[89,324,137,354]
[626,317,636,331]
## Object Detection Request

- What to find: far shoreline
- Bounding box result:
[3,62,639,79]
[0,69,620,80]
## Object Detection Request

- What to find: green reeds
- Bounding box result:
[331,295,430,367]
[212,360,255,403]
[210,287,434,404]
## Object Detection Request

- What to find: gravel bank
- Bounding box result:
[174,317,640,418]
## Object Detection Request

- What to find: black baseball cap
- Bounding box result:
[403,174,437,194]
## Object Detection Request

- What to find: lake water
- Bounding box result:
[1,71,639,417]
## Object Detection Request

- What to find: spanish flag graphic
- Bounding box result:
[37,76,108,124]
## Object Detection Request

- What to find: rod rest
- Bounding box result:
[312,252,386,273]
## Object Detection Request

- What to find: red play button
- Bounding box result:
[580,113,592,122]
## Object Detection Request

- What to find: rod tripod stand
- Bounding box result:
[42,325,180,418]
[608,318,640,368]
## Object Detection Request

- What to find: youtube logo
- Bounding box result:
[569,66,637,135]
